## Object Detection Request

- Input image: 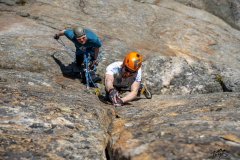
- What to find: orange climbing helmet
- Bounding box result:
[123,52,142,72]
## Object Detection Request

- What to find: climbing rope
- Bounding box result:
[83,52,98,88]
[55,37,118,88]
[56,38,76,59]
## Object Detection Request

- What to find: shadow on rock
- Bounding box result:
[51,53,102,88]
[132,97,144,102]
[51,53,83,80]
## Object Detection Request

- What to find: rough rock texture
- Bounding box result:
[108,92,240,159]
[0,0,240,159]
[137,0,240,31]
[174,0,240,31]
[142,56,224,95]
[0,69,113,159]
[1,69,240,159]
[1,0,240,95]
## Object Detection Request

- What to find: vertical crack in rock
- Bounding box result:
[145,4,157,28]
[230,0,240,23]
[105,142,111,160]
[104,113,126,160]
[219,79,233,92]
[183,59,201,77]
[184,58,232,92]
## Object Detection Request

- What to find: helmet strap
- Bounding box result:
[76,33,86,38]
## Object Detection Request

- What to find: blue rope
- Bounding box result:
[83,55,97,88]
[98,37,119,58]
[55,37,118,88]
[57,38,76,59]
[100,37,118,42]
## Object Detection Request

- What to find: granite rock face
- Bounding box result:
[137,0,240,31]
[1,0,240,95]
[0,69,113,160]
[109,93,240,159]
[1,69,240,159]
[174,0,240,31]
[142,56,224,95]
[0,0,240,159]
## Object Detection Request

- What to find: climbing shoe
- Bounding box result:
[138,82,152,99]
[142,83,152,99]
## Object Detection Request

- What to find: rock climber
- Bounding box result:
[54,26,101,71]
[104,52,151,107]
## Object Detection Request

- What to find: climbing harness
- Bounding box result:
[137,84,145,97]
[55,37,118,88]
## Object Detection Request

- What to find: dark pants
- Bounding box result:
[76,55,84,66]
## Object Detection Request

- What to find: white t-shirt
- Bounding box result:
[105,62,141,88]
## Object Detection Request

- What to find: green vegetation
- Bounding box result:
[215,75,222,85]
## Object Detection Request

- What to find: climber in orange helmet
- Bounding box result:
[104,52,151,108]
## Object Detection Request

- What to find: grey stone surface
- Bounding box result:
[0,0,240,159]
[2,0,240,95]
[0,69,112,160]
[142,56,223,95]
[174,0,240,31]
[109,92,240,159]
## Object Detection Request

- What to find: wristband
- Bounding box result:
[116,98,123,105]
[108,88,118,98]
[54,34,59,39]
